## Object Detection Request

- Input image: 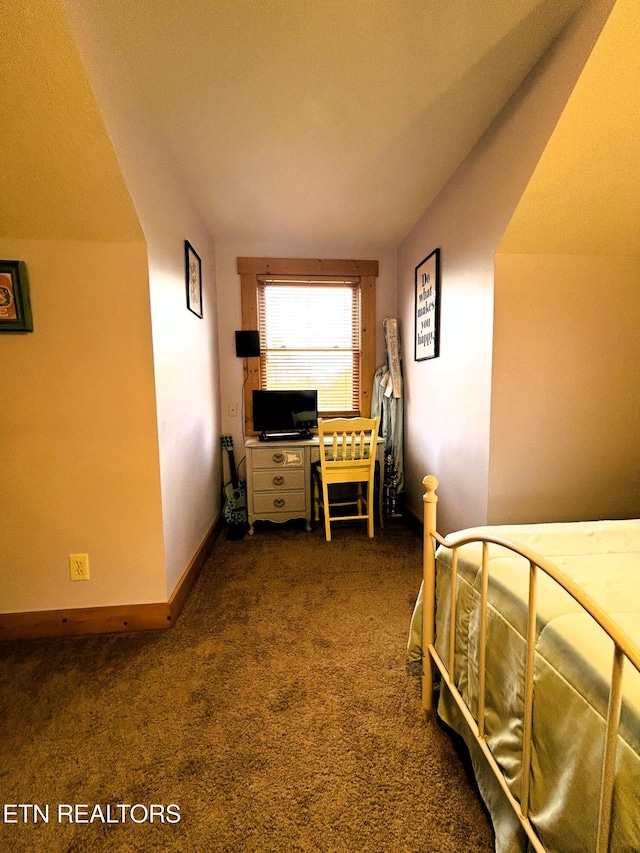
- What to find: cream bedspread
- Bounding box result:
[407,519,640,853]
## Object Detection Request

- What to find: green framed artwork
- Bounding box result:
[0,260,33,332]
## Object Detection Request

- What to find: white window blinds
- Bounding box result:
[257,278,362,415]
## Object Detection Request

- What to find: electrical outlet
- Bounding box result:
[69,554,90,581]
[229,402,239,417]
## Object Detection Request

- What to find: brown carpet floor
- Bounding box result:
[0,520,494,852]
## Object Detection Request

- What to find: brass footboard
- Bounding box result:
[421,475,640,853]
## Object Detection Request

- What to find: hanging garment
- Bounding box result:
[383,318,402,399]
[371,319,404,513]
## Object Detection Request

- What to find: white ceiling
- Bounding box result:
[82,1,585,248]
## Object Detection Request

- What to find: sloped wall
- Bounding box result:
[0,0,168,613]
[489,0,640,523]
[0,0,143,243]
[1,0,222,618]
[62,0,223,598]
[398,0,615,534]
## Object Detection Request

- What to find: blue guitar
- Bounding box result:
[221,435,247,527]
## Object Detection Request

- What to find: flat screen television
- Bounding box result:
[252,389,318,440]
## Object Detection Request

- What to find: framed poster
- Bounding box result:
[0,260,33,332]
[414,248,440,361]
[185,240,203,318]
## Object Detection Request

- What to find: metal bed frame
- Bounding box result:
[420,475,640,853]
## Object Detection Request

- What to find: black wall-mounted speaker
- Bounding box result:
[235,330,260,358]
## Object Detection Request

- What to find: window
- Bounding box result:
[258,278,361,414]
[238,258,377,433]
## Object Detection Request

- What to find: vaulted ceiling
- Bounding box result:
[6,0,634,253]
[84,0,583,248]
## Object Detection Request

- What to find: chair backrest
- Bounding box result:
[317,416,380,480]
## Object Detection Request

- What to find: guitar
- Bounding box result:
[221,435,247,528]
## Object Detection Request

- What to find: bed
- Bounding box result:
[407,475,640,853]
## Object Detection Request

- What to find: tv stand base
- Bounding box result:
[259,430,312,442]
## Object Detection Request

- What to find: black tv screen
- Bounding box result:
[252,389,318,435]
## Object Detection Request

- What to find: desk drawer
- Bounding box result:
[252,447,305,469]
[253,491,307,514]
[253,470,305,492]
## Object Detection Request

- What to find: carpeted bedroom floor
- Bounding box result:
[0,520,494,852]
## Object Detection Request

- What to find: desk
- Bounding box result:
[245,436,385,535]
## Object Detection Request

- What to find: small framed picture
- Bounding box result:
[185,240,203,318]
[414,248,440,361]
[0,260,33,332]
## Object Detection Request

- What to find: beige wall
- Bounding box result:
[489,253,640,523]
[397,0,615,534]
[0,239,166,611]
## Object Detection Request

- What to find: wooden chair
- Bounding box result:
[314,416,380,541]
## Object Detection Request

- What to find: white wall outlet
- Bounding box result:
[69,553,90,581]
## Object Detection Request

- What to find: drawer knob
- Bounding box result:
[273,475,285,486]
[273,498,285,508]
[272,452,285,464]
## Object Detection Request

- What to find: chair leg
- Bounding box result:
[366,483,374,537]
[321,480,332,541]
[312,474,320,522]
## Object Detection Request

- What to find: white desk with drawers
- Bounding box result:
[244,436,385,535]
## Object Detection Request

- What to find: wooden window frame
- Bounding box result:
[238,257,377,436]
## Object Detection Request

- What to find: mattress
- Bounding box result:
[408,519,640,853]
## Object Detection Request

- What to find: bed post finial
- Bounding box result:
[421,476,439,712]
[423,476,439,535]
[423,475,439,504]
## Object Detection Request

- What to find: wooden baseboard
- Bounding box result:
[168,517,223,623]
[0,517,223,642]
